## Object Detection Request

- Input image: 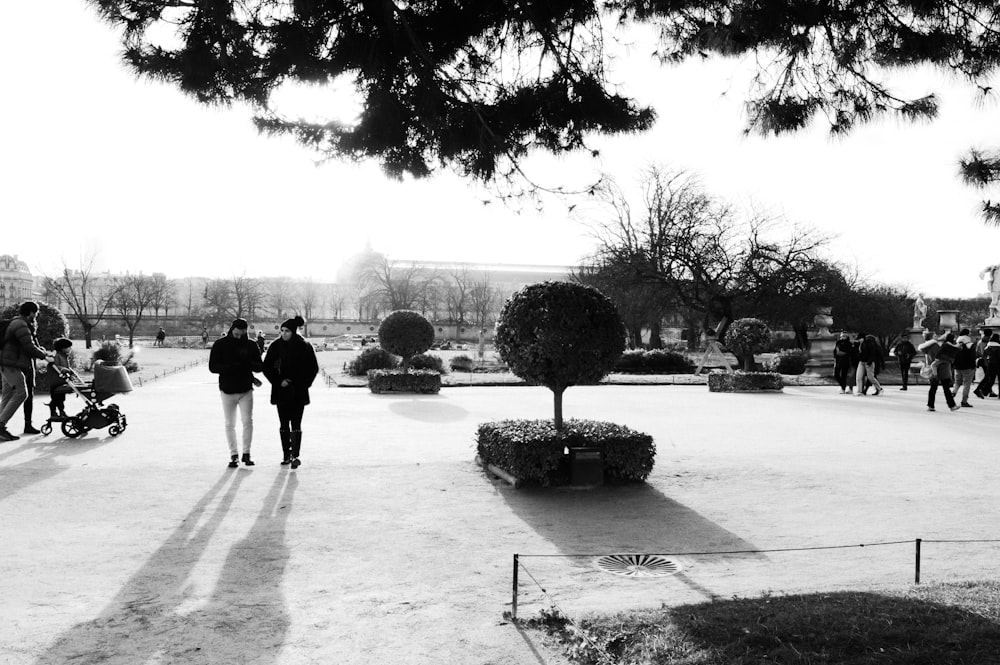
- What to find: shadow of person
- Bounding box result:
[0,434,117,503]
[33,470,296,664]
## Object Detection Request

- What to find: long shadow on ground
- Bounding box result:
[499,482,758,558]
[34,471,298,665]
[0,434,115,503]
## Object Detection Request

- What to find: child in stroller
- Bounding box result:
[41,344,132,438]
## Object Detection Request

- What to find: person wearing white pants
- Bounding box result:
[209,318,263,468]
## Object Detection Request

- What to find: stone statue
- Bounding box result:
[912,294,927,329]
[981,264,1000,320]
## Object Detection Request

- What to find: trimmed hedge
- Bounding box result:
[409,353,447,373]
[367,369,441,394]
[614,349,694,374]
[765,348,808,375]
[348,346,399,376]
[477,419,656,486]
[378,310,435,371]
[708,370,783,392]
[449,354,476,372]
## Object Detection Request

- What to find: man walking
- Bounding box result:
[0,302,55,441]
[952,329,977,407]
[892,336,917,391]
[209,318,263,467]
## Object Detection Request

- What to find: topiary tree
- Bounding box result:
[1,302,70,350]
[378,310,435,373]
[494,281,626,430]
[723,318,771,371]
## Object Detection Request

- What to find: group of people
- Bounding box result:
[208,316,318,469]
[832,332,886,396]
[833,326,1000,412]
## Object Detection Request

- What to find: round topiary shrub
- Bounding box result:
[723,318,771,371]
[449,354,475,372]
[494,281,626,429]
[378,310,435,372]
[765,348,808,375]
[348,346,400,376]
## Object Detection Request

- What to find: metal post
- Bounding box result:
[914,538,921,584]
[512,554,519,620]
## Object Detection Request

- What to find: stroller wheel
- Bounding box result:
[109,424,123,437]
[40,423,52,436]
[61,418,87,439]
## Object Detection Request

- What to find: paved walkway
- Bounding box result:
[3,367,1000,664]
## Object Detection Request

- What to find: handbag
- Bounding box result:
[919,363,935,379]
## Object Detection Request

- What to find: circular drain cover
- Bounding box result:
[594,554,681,578]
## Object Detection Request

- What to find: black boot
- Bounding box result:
[290,430,302,469]
[279,429,291,465]
[228,454,239,468]
[241,452,255,466]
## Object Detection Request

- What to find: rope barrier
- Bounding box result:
[510,537,1000,619]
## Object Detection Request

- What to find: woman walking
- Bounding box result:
[263,316,319,468]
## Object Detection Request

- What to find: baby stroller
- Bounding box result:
[40,362,132,438]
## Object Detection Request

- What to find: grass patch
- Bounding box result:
[523,581,1000,664]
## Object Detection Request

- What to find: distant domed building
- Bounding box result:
[0,255,34,309]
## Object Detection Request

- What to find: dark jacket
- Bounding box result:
[263,335,319,406]
[859,336,882,364]
[833,338,853,361]
[954,339,977,371]
[0,317,49,371]
[983,341,1000,370]
[935,341,959,381]
[893,339,916,360]
[208,333,263,394]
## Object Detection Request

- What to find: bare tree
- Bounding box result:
[297,279,323,335]
[361,258,438,312]
[445,267,472,325]
[232,274,265,319]
[110,273,158,347]
[590,166,831,350]
[265,277,297,320]
[327,284,347,319]
[43,255,123,349]
[147,274,176,318]
[469,275,502,330]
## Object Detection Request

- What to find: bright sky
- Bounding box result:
[3,2,999,298]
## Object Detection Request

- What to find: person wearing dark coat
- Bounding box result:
[974,334,1000,399]
[833,332,854,394]
[855,334,884,396]
[892,337,917,391]
[209,318,264,468]
[263,316,318,469]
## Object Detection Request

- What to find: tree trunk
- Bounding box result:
[83,324,94,349]
[552,386,565,430]
[648,319,663,349]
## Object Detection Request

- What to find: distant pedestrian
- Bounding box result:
[256,330,266,355]
[919,331,959,412]
[209,318,264,468]
[833,332,854,394]
[952,329,977,407]
[263,316,318,469]
[154,327,166,347]
[974,334,1000,400]
[0,302,55,441]
[976,328,998,396]
[201,327,209,348]
[855,334,884,396]
[892,337,917,391]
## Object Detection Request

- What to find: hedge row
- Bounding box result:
[613,349,694,374]
[707,370,783,392]
[476,419,655,486]
[367,369,442,394]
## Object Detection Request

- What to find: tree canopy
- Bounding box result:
[91,0,1000,212]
